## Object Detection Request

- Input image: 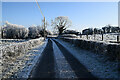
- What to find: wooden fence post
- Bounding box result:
[80,34,82,38]
[94,34,95,40]
[86,34,88,39]
[117,35,120,42]
[102,34,103,41]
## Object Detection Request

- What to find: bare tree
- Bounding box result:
[51,16,72,35]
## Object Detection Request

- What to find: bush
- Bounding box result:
[2,21,29,39]
[28,26,40,39]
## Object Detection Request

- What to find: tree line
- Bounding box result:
[1,16,119,39]
[1,21,52,39]
[82,24,120,35]
[51,16,120,36]
[0,16,72,39]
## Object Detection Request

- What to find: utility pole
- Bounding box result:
[44,17,46,40]
[35,0,46,40]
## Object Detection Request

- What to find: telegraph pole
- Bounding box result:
[44,17,46,40]
[35,0,46,40]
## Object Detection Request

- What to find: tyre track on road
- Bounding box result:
[52,39,77,78]
[53,39,97,79]
[30,39,55,78]
[29,38,98,79]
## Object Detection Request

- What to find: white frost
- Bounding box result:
[54,39,119,78]
[52,39,77,78]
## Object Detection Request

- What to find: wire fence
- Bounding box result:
[79,33,120,43]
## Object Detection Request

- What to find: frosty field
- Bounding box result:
[0,38,45,78]
[55,39,119,78]
[63,33,120,43]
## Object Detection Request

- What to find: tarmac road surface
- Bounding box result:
[29,39,97,79]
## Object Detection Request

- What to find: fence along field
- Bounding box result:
[79,33,120,43]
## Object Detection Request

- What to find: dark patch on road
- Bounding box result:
[30,39,55,78]
[53,39,97,79]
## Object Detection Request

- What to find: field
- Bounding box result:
[0,39,28,46]
[61,33,120,44]
[0,38,45,78]
[81,33,118,42]
[0,34,120,78]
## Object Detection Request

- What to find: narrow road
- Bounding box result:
[29,38,97,79]
[30,39,55,78]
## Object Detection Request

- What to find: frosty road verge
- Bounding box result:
[29,39,97,79]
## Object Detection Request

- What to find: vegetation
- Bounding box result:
[82,25,120,35]
[51,16,72,35]
[1,21,52,39]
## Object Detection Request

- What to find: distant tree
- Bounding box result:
[102,24,112,33]
[41,19,49,37]
[2,21,28,39]
[51,16,72,35]
[18,27,29,39]
[37,25,43,35]
[28,26,40,39]
[107,24,112,33]
[82,28,93,35]
[93,28,98,34]
[111,27,120,33]
[93,28,102,34]
[37,23,51,37]
[0,26,3,38]
[63,30,79,35]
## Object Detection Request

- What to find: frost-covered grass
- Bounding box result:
[1,38,45,79]
[13,39,48,79]
[54,39,119,78]
[81,34,118,42]
[62,33,119,43]
[0,39,29,46]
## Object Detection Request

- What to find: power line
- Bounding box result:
[35,0,45,18]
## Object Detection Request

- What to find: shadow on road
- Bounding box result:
[30,39,55,78]
[53,39,97,79]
